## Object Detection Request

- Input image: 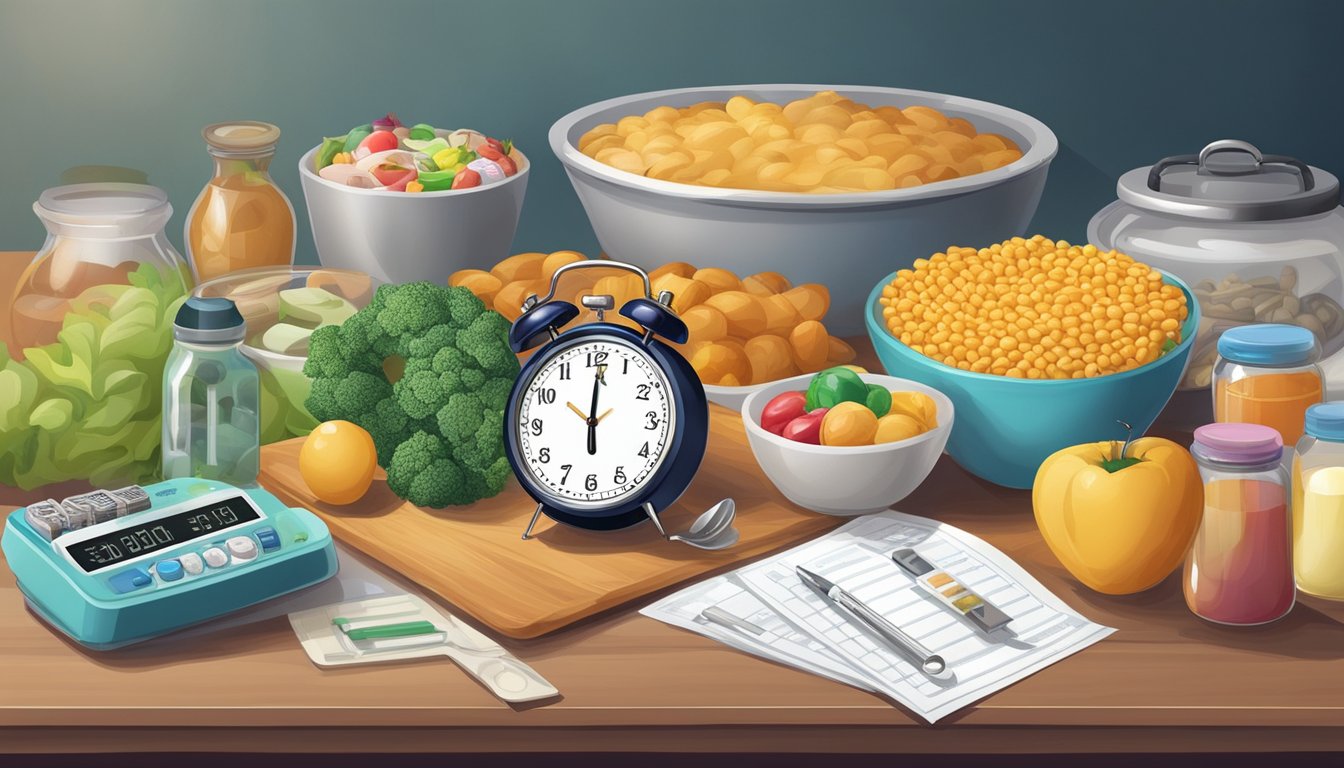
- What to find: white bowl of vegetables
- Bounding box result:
[193,265,381,444]
[299,113,529,286]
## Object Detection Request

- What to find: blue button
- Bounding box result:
[156,559,184,582]
[256,527,280,551]
[108,568,153,594]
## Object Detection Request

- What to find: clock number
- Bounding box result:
[644,411,660,430]
[530,418,544,436]
[585,474,598,491]
[560,464,573,484]
[638,442,650,458]
[614,466,627,484]
[636,383,651,400]
[622,357,630,374]
[559,363,571,380]
[538,447,550,464]
[537,387,556,404]
[586,350,609,367]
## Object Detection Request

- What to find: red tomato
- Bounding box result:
[371,165,416,189]
[356,131,399,157]
[451,169,481,189]
[760,391,807,435]
[495,153,518,176]
[781,408,828,444]
[477,143,503,161]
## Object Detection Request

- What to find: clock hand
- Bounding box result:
[587,364,606,456]
[566,402,589,421]
[596,408,613,423]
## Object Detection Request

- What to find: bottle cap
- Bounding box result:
[1192,422,1283,466]
[1305,402,1344,443]
[202,121,281,155]
[174,296,245,345]
[1216,324,1318,366]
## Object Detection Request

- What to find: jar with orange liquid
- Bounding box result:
[185,121,295,283]
[1213,324,1322,445]
[1186,423,1295,625]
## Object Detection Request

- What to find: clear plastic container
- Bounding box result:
[1292,402,1344,599]
[1186,423,1295,625]
[1212,324,1323,445]
[11,183,191,352]
[185,121,296,283]
[193,266,378,443]
[1088,140,1344,391]
[162,297,261,486]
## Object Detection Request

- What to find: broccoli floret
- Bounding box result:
[303,282,519,508]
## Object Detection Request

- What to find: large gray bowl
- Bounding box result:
[298,145,529,285]
[550,84,1057,334]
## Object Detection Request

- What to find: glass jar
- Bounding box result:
[11,183,191,352]
[1186,423,1295,625]
[185,121,296,283]
[162,297,261,487]
[1088,139,1344,392]
[1212,324,1323,445]
[1291,402,1344,599]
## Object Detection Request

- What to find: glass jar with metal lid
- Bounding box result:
[1292,402,1344,600]
[1088,139,1344,391]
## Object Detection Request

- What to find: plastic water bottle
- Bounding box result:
[162,297,261,486]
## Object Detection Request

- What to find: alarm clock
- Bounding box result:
[504,260,709,539]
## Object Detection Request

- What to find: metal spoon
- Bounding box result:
[668,498,738,551]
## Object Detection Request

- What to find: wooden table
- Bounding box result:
[2,247,1341,758]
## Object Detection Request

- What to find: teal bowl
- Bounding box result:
[864,270,1200,489]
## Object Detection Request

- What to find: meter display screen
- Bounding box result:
[66,496,259,573]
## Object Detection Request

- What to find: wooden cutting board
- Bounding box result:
[258,405,844,639]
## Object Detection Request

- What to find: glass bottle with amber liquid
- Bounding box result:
[185,121,296,282]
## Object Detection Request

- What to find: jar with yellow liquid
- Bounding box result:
[185,121,295,283]
[1292,403,1344,599]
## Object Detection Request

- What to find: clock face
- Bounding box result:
[516,337,675,509]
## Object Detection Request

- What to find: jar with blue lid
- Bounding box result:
[161,296,261,486]
[1213,323,1323,445]
[1292,402,1344,599]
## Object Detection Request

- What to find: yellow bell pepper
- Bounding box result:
[1032,434,1202,595]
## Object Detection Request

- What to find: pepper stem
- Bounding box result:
[1116,420,1134,461]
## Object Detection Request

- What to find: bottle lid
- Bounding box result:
[174,296,245,344]
[1192,423,1283,466]
[1216,324,1318,366]
[34,183,171,233]
[1305,402,1344,442]
[202,121,281,154]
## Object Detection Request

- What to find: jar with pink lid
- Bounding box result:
[1185,423,1295,625]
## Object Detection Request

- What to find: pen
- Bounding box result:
[796,566,951,678]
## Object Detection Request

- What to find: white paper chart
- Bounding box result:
[643,511,1114,723]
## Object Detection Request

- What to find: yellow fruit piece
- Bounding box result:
[827,336,857,364]
[682,304,728,342]
[693,267,742,294]
[874,414,925,444]
[493,280,545,321]
[650,261,697,280]
[651,273,713,314]
[761,294,802,335]
[542,250,587,280]
[820,402,878,446]
[745,271,791,294]
[300,420,378,505]
[691,340,751,386]
[448,269,503,306]
[781,284,830,322]
[704,291,767,337]
[490,252,547,283]
[788,320,829,372]
[744,334,798,384]
[888,391,938,429]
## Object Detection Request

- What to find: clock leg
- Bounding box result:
[521,504,544,541]
[642,502,670,540]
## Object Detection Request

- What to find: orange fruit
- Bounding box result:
[300,420,377,505]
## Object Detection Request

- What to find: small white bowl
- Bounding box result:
[298,145,529,286]
[741,373,954,516]
[704,381,768,411]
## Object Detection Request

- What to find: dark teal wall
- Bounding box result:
[2,0,1342,262]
